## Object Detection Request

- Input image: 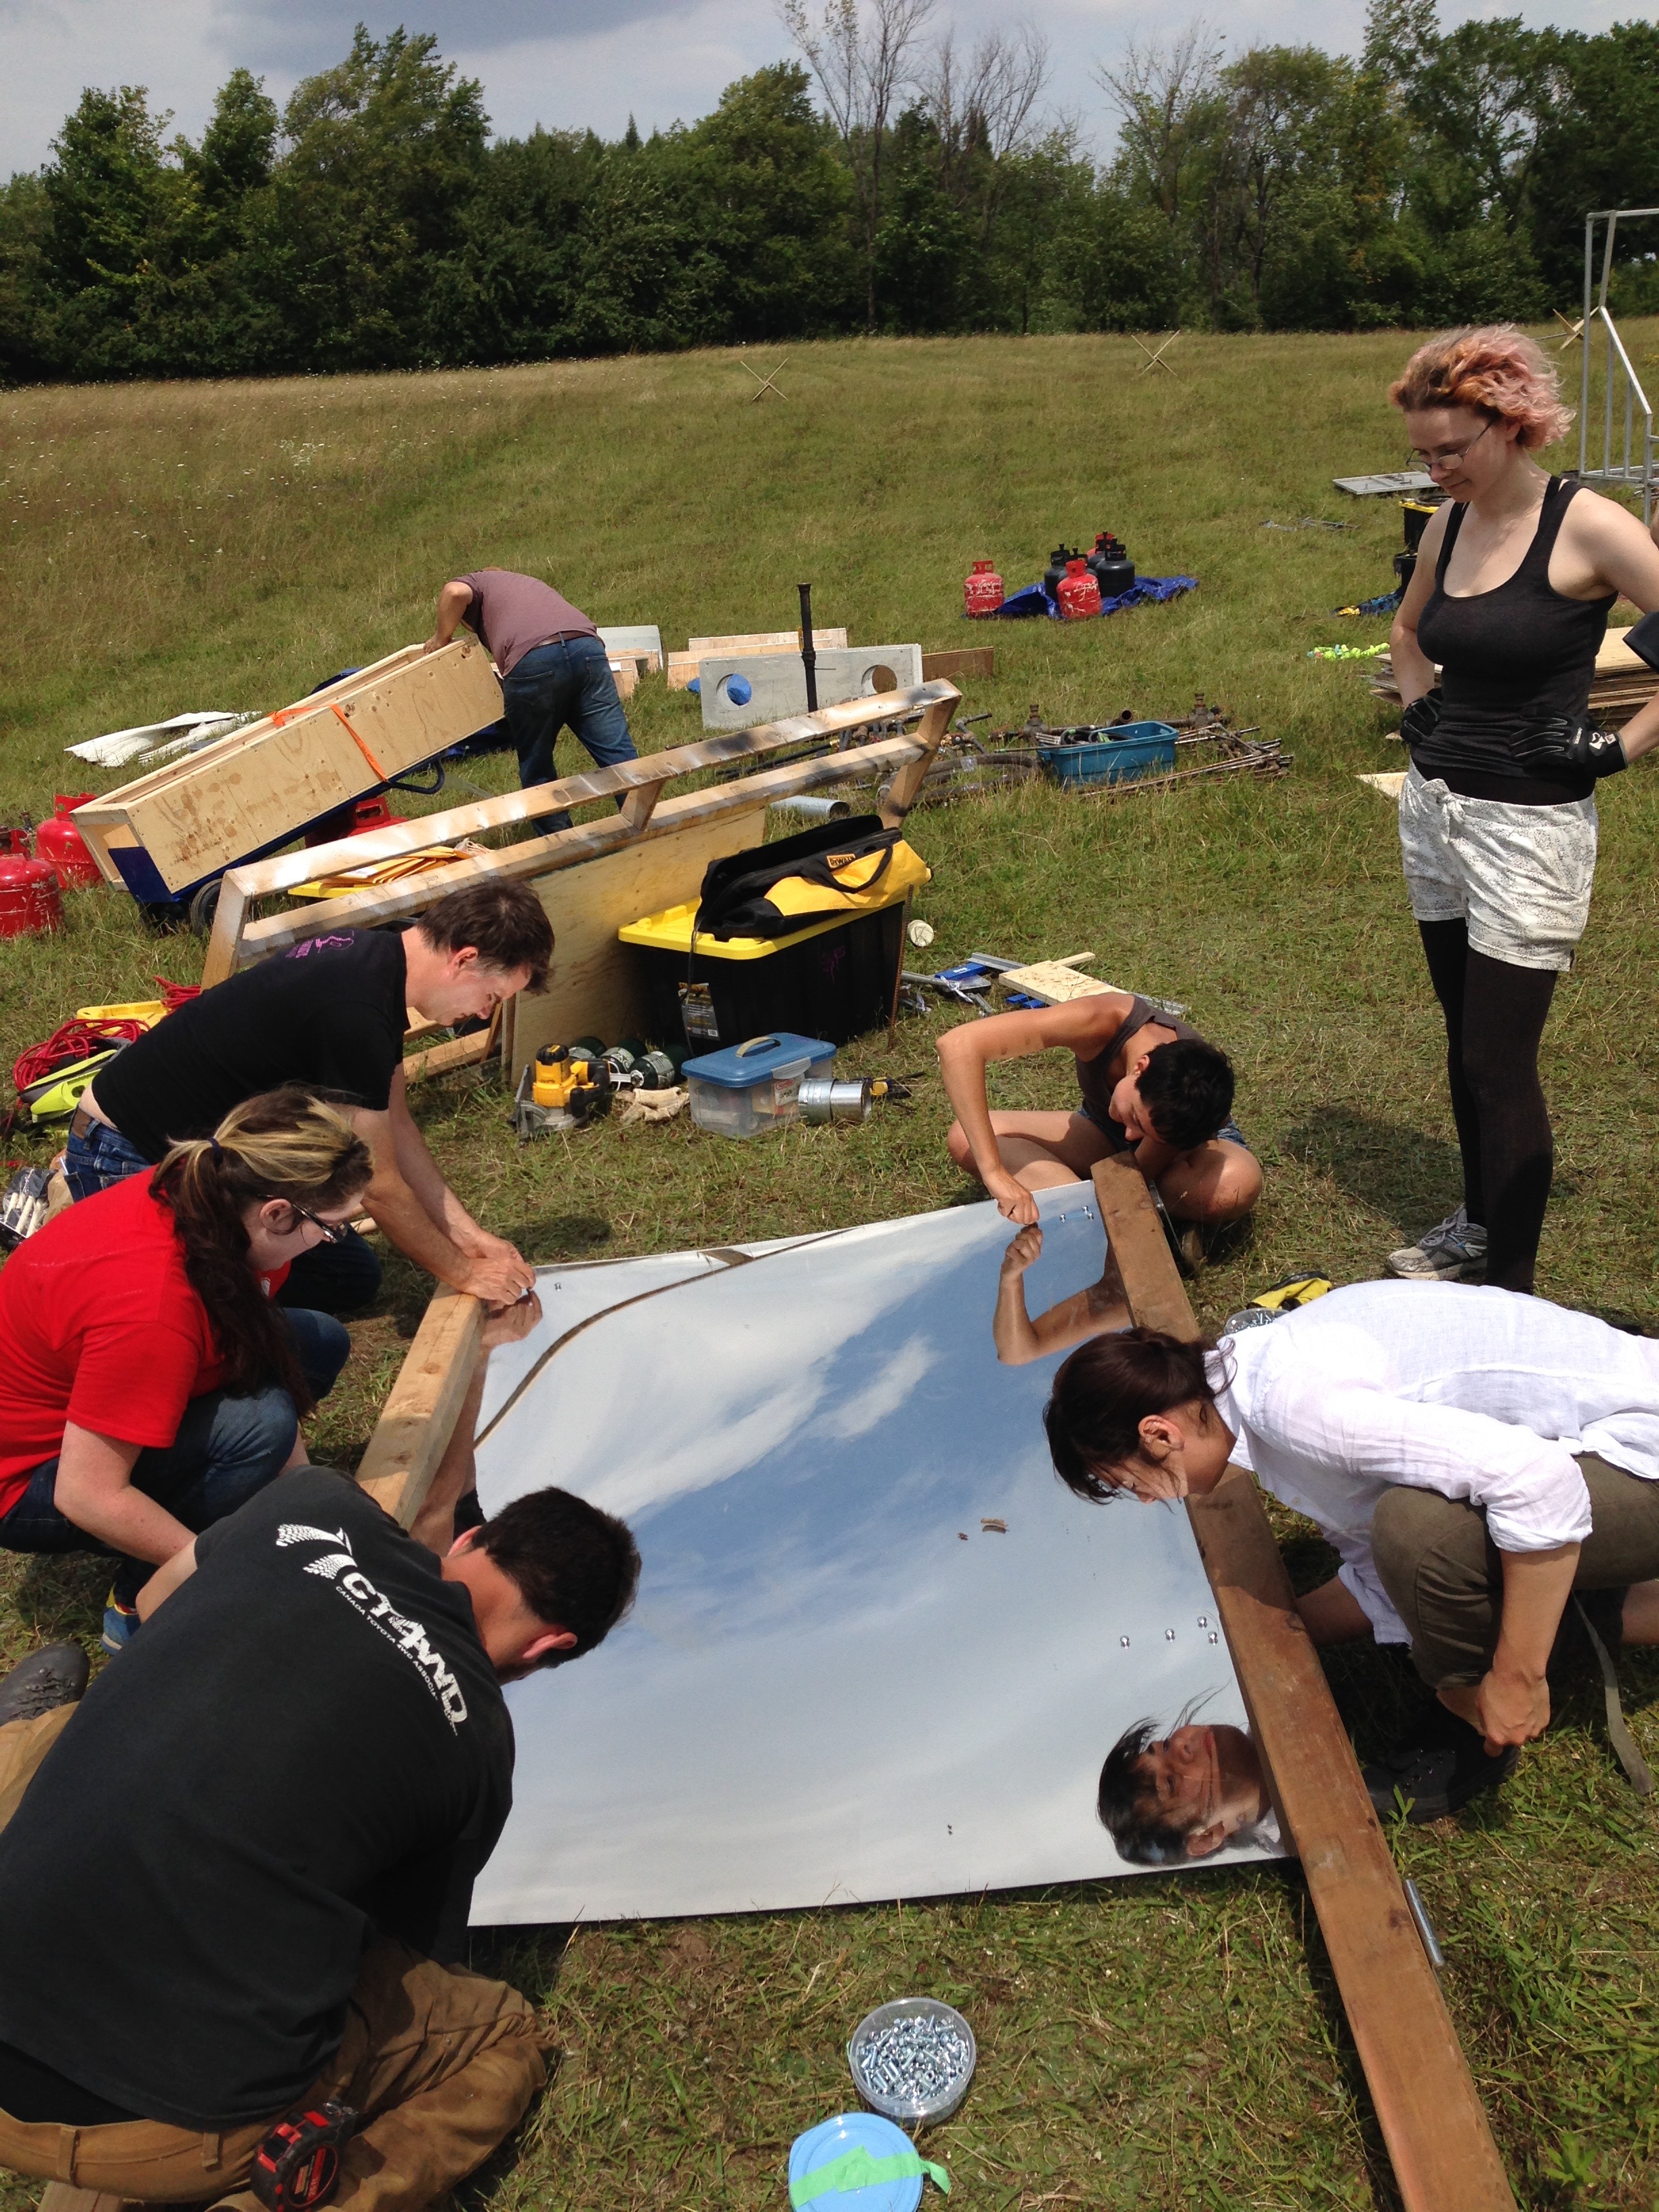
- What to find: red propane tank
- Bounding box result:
[1057,558,1102,621]
[963,559,1004,618]
[0,829,64,937]
[35,794,102,888]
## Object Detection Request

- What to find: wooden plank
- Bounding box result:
[998,957,1113,1005]
[401,1029,497,1086]
[510,805,769,1066]
[1090,1151,1517,2212]
[667,628,848,689]
[878,691,954,825]
[75,642,501,895]
[229,734,930,963]
[40,2187,129,2212]
[920,647,995,681]
[354,1288,485,1528]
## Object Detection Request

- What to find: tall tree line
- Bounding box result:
[1,1,1655,385]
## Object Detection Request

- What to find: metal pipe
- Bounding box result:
[1404,1878,1446,1974]
[1581,215,1594,478]
[798,581,818,714]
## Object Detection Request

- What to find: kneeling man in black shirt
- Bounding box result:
[0,1464,638,2212]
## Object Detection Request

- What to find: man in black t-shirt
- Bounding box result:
[64,880,554,1313]
[0,1464,639,2212]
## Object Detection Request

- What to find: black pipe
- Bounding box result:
[798,581,818,712]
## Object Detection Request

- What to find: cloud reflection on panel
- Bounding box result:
[471,1190,1281,1925]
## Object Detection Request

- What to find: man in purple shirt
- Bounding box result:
[425,569,636,830]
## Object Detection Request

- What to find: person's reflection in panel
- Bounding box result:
[1098,1709,1278,1863]
[993,1225,1130,1366]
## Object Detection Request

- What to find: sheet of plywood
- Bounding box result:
[920,647,995,682]
[510,806,769,1066]
[1357,770,1407,797]
[74,641,501,893]
[998,958,1113,1004]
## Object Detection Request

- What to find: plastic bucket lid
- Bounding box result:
[787,2112,937,2212]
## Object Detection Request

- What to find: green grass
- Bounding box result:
[3,327,1659,2211]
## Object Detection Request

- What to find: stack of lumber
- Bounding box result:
[665,629,848,691]
[1369,627,1657,726]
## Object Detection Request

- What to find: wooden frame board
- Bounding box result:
[665,628,848,689]
[354,1161,1517,2207]
[1088,1154,1516,2212]
[201,680,960,985]
[73,640,503,897]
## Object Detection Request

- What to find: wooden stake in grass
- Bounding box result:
[1132,330,1182,377]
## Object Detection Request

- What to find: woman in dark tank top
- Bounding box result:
[1387,325,1659,1294]
[935,989,1261,1241]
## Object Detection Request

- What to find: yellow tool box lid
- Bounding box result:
[619,898,885,962]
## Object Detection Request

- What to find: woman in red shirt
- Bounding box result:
[0,1087,372,1651]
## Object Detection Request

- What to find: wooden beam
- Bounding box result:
[878,691,954,826]
[1089,1154,1515,2212]
[401,1029,497,1088]
[354,1288,485,1528]
[920,647,994,682]
[40,2187,129,2212]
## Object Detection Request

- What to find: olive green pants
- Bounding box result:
[1371,1452,1659,1687]
[0,1705,548,2210]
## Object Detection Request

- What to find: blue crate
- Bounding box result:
[1038,720,1178,787]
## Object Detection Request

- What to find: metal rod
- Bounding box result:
[1404,1879,1446,1975]
[1581,216,1594,478]
[798,581,818,714]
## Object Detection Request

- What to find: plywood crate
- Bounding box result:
[73,640,503,898]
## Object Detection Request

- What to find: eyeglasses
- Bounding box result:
[285,1201,350,1245]
[1410,422,1492,474]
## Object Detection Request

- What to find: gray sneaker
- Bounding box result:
[1385,1205,1487,1282]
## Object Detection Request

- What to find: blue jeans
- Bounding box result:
[62,1117,151,1202]
[0,1311,349,1605]
[503,635,636,832]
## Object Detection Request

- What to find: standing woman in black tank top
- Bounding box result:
[1387,326,1659,1293]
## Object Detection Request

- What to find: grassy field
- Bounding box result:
[3,326,1658,2211]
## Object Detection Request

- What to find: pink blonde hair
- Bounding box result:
[1389,325,1574,450]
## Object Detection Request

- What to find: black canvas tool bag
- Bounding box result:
[692,816,928,941]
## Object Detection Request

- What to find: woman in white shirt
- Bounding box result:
[1044,1281,1659,1818]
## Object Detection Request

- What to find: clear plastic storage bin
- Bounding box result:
[682,1032,836,1139]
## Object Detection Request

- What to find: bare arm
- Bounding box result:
[424,579,474,655]
[136,1537,199,1621]
[52,1425,197,1570]
[992,1226,1128,1366]
[1439,1541,1580,1753]
[353,1082,531,1305]
[1563,493,1659,762]
[1388,504,1449,706]
[936,996,1134,1217]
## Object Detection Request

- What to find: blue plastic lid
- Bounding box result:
[682,1032,836,1088]
[788,2112,947,2211]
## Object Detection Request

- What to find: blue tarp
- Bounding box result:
[989,575,1199,619]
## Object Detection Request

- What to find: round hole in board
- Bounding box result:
[720,672,754,708]
[863,663,899,693]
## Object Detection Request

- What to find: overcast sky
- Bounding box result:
[0,0,1630,179]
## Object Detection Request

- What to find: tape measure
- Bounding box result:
[250,2101,359,2212]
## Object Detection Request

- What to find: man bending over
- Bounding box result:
[65,881,553,1313]
[0,1461,638,2212]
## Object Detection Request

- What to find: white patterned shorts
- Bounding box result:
[1397,764,1598,973]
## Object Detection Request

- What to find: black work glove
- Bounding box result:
[1509,714,1628,779]
[1398,687,1442,752]
[1626,609,1659,672]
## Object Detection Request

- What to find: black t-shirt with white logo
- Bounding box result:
[0,1470,512,2131]
[93,928,409,1161]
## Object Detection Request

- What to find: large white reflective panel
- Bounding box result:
[471,1189,1282,1924]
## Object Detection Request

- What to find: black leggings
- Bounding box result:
[1417,920,1558,1293]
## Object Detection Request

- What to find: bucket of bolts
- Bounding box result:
[847,1999,976,2126]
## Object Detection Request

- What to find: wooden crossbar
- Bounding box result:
[200,681,958,984]
[1089,1154,1517,2212]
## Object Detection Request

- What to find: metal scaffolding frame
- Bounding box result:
[1580,208,1659,525]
